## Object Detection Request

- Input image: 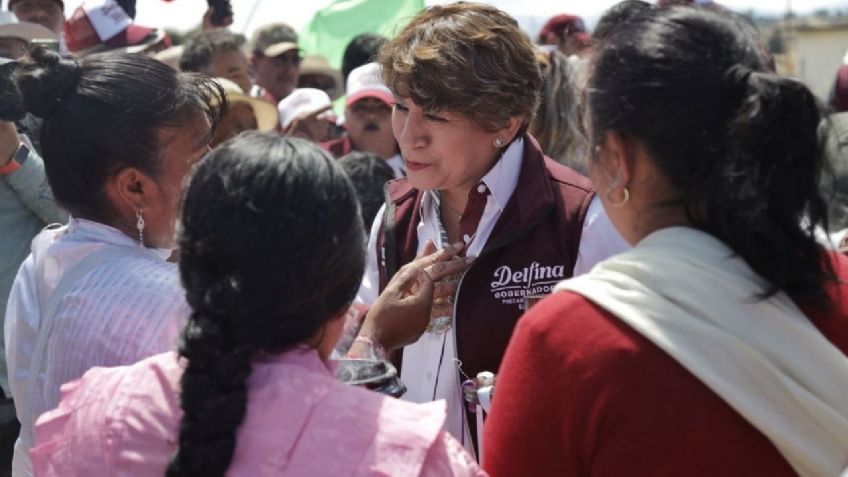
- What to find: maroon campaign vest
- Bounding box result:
[375,135,594,383]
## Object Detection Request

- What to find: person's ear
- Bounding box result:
[109,167,159,214]
[495,116,525,147]
[600,131,636,188]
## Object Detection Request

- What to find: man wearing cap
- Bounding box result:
[64,0,168,56]
[209,77,278,147]
[279,88,335,143]
[250,22,300,104]
[538,14,591,57]
[322,63,403,178]
[0,10,54,59]
[6,0,63,37]
[298,54,342,100]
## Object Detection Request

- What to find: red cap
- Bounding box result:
[104,24,155,48]
[538,14,588,44]
[64,0,162,54]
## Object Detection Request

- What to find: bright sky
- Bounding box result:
[65,0,848,36]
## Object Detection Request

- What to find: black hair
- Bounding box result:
[590,7,834,304]
[341,33,387,86]
[593,1,654,44]
[166,132,365,477]
[338,150,395,230]
[12,47,223,223]
[179,29,247,74]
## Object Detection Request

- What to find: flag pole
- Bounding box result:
[241,0,262,34]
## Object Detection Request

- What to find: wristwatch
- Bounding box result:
[0,143,29,176]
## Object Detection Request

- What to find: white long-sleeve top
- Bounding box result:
[4,218,188,477]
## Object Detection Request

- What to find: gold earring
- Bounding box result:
[606,186,630,207]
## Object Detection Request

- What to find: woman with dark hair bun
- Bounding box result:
[3,47,222,476]
[485,7,848,477]
[29,133,484,477]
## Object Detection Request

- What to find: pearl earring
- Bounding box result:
[494,137,505,147]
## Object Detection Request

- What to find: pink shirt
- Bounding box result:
[30,349,485,476]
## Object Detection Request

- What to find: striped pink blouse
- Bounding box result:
[31,349,486,476]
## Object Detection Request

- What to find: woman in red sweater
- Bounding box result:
[484,6,848,477]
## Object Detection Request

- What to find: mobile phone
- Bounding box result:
[30,39,60,53]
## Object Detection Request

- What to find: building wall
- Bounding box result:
[794,28,848,100]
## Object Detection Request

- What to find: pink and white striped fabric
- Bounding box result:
[4,218,188,476]
[31,349,486,476]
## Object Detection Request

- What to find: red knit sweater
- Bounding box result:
[483,255,848,477]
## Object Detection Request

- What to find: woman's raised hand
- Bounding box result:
[358,241,473,352]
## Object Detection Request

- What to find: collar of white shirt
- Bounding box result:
[419,138,524,223]
[65,218,173,261]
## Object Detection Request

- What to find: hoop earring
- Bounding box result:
[606,186,630,208]
[493,137,505,147]
[136,210,145,246]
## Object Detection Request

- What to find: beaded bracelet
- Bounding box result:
[349,335,388,361]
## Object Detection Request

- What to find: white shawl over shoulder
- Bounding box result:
[556,227,848,477]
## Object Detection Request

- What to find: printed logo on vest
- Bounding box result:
[490,262,565,309]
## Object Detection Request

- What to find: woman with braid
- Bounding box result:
[29,133,484,477]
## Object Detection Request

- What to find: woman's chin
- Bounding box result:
[406,172,441,191]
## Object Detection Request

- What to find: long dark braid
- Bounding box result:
[166,133,366,476]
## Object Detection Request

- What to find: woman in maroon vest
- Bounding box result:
[485,6,848,476]
[344,2,628,458]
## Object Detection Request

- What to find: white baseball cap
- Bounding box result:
[345,62,393,107]
[65,0,165,55]
[277,88,332,131]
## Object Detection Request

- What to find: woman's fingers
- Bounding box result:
[433,278,459,298]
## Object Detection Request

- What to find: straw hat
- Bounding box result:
[0,11,56,44]
[298,54,343,100]
[212,77,279,132]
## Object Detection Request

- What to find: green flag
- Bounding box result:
[299,0,424,70]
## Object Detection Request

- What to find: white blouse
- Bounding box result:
[4,218,188,477]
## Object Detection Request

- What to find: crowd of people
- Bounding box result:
[1,0,847,476]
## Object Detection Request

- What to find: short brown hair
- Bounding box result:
[379,2,542,133]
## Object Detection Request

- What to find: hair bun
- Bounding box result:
[724,64,754,94]
[0,60,25,122]
[14,46,82,118]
